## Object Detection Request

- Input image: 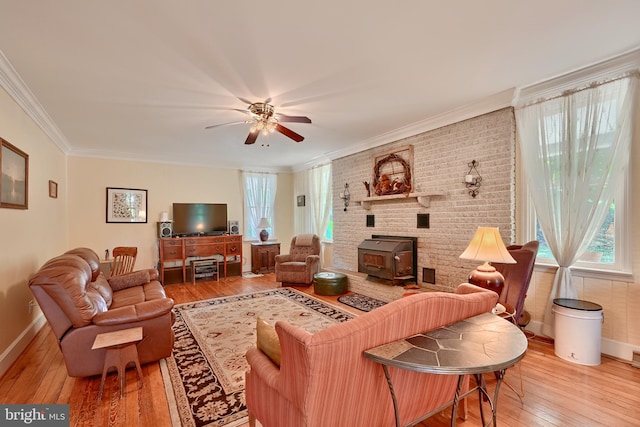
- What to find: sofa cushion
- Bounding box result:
[278,261,307,272]
[111,286,146,308]
[64,247,102,281]
[93,298,174,325]
[294,234,315,246]
[89,274,113,307]
[111,280,166,309]
[142,281,168,300]
[108,270,151,291]
[256,317,281,367]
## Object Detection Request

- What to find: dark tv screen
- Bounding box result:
[172,203,228,236]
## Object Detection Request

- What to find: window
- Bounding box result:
[518,75,635,275]
[526,189,631,273]
[324,210,333,241]
[242,172,277,240]
[307,163,333,241]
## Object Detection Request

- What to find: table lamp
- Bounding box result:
[257,217,271,243]
[459,226,516,296]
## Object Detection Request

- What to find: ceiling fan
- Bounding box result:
[205,102,312,145]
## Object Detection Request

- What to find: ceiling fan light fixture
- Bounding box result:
[206,101,311,145]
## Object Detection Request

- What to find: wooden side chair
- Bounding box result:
[111,246,138,276]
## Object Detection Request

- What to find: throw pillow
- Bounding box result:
[108,270,150,291]
[256,317,281,367]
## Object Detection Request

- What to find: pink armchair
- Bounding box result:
[245,283,498,427]
[274,234,321,286]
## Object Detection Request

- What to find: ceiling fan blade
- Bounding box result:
[237,97,253,105]
[245,131,259,145]
[275,124,304,142]
[233,107,263,116]
[277,114,312,124]
[205,120,249,129]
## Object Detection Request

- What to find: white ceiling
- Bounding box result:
[0,1,639,171]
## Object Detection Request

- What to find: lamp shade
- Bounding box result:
[459,227,516,264]
[257,217,271,229]
[460,226,516,296]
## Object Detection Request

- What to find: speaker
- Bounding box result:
[157,221,173,238]
[229,220,240,235]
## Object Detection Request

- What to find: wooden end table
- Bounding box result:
[92,326,144,399]
[364,312,528,427]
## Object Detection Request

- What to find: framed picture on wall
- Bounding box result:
[0,138,29,209]
[297,195,305,207]
[49,180,58,198]
[106,187,148,223]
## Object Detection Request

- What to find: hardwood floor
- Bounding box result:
[2,273,639,426]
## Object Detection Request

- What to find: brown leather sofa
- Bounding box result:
[28,247,175,377]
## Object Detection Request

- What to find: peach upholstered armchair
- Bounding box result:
[245,283,498,427]
[274,234,321,286]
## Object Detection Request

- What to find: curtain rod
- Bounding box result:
[518,70,639,109]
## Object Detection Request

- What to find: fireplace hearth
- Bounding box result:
[357,235,417,285]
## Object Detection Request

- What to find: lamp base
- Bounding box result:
[259,229,269,243]
[467,263,505,296]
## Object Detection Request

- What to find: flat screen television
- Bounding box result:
[172,203,228,236]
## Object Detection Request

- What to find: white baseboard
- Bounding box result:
[526,319,638,363]
[0,314,46,378]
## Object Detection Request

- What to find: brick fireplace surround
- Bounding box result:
[330,108,515,302]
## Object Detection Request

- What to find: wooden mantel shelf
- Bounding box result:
[353,191,446,210]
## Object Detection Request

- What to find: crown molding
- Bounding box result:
[514,47,640,107]
[0,50,72,153]
[318,88,515,165]
[67,148,294,173]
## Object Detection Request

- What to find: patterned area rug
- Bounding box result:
[162,288,355,427]
[337,293,387,312]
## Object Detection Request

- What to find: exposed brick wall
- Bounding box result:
[332,107,516,292]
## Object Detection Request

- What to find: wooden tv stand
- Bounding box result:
[159,235,242,284]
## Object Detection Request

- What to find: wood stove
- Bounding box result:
[357,235,416,284]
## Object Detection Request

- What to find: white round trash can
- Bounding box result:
[552,298,603,366]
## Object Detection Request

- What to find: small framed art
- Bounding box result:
[297,195,306,207]
[0,138,29,209]
[106,187,148,223]
[49,180,58,198]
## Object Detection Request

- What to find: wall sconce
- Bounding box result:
[464,160,482,198]
[339,183,351,211]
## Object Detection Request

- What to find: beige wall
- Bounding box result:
[67,157,295,273]
[0,87,68,360]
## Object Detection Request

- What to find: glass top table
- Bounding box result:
[365,312,528,427]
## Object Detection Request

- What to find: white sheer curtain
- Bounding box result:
[516,75,637,337]
[308,163,332,240]
[242,171,277,240]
